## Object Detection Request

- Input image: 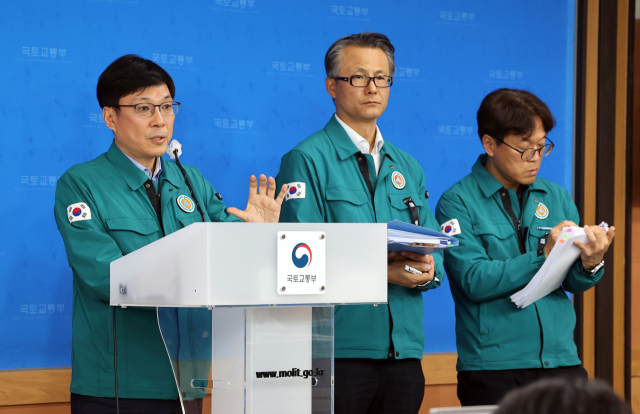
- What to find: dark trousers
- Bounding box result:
[70,393,203,414]
[335,358,425,414]
[457,365,588,406]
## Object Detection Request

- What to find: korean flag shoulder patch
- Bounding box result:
[285,182,306,201]
[67,202,92,223]
[440,218,461,236]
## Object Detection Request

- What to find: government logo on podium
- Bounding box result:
[277,231,326,295]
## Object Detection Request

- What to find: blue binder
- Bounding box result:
[387,220,459,255]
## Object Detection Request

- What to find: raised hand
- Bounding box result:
[227,174,287,223]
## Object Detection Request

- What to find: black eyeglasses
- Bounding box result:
[492,136,555,161]
[118,101,180,118]
[334,75,393,88]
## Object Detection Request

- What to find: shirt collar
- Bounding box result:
[120,148,162,182]
[472,154,547,197]
[334,113,384,155]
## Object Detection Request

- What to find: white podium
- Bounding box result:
[110,223,387,414]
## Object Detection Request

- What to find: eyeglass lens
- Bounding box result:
[350,75,392,87]
[523,144,553,160]
[136,102,179,118]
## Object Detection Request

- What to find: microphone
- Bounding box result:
[165,139,206,222]
[167,141,221,200]
[166,139,182,159]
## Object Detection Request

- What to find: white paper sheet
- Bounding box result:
[511,226,587,309]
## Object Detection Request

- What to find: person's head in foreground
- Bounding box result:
[478,88,555,190]
[495,377,631,414]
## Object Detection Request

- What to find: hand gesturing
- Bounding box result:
[227,174,287,223]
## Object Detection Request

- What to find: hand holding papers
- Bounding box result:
[511,223,611,309]
[387,220,459,255]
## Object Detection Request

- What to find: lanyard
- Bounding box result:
[143,179,165,236]
[356,154,376,213]
[402,197,420,226]
[499,187,527,255]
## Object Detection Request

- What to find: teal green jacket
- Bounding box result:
[435,155,604,371]
[276,115,444,360]
[54,142,240,399]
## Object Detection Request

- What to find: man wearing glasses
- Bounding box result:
[276,32,444,414]
[54,54,285,413]
[435,89,615,406]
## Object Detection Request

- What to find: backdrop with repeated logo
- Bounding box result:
[0,0,575,369]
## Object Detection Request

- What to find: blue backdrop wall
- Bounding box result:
[0,0,576,369]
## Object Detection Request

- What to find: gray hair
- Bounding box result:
[324,32,395,78]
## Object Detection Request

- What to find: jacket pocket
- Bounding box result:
[479,302,488,335]
[325,187,369,220]
[473,222,517,259]
[106,217,159,235]
[388,193,424,223]
[178,216,202,228]
[106,217,160,254]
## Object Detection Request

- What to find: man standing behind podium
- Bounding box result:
[276,32,444,414]
[54,55,286,414]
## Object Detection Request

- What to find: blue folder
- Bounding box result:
[387,220,459,255]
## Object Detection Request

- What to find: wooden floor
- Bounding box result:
[0,353,461,412]
[0,385,461,414]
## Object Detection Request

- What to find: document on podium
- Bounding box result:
[511,226,588,309]
[387,220,459,255]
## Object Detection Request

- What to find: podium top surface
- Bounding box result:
[110,222,388,307]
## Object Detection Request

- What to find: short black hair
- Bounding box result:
[96,54,175,108]
[495,378,632,414]
[477,88,555,142]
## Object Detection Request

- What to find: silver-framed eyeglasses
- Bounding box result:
[334,75,393,88]
[493,136,555,161]
[118,101,180,118]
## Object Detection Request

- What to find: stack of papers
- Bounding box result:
[388,220,459,255]
[511,226,587,309]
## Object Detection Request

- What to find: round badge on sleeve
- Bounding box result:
[177,195,195,213]
[391,171,406,189]
[535,202,549,219]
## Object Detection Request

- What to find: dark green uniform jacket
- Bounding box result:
[276,115,444,360]
[435,155,604,372]
[54,142,240,399]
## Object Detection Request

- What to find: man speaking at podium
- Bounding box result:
[54,55,286,414]
[276,33,444,414]
[436,89,615,406]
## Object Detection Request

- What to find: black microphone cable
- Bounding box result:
[173,149,206,223]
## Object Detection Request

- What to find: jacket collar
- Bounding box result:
[325,114,396,162]
[324,115,361,160]
[159,157,184,189]
[105,141,151,191]
[379,140,397,162]
[105,141,183,190]
[472,154,547,198]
